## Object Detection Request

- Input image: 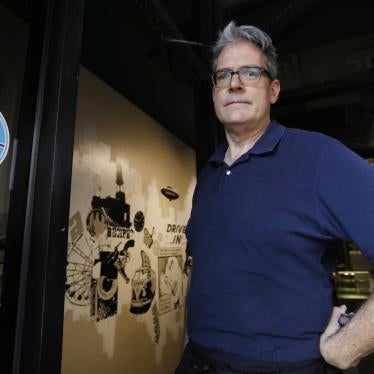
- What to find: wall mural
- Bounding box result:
[62,67,195,374]
[65,155,194,344]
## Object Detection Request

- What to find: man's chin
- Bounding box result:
[222,117,252,127]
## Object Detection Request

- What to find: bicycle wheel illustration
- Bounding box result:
[65,231,97,306]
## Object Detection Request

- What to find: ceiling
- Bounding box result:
[6,0,374,155]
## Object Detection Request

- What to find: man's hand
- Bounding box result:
[320,305,361,369]
[320,305,347,341]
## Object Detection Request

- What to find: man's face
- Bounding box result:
[212,41,280,131]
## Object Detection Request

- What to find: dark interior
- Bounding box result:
[78,0,374,161]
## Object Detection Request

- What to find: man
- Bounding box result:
[176,21,374,373]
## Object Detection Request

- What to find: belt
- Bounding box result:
[187,341,326,373]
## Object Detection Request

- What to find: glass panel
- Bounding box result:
[0,4,29,304]
[61,3,196,372]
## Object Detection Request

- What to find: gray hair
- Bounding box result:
[212,21,278,80]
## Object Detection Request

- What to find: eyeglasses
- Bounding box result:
[211,66,272,88]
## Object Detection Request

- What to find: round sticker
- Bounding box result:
[0,112,10,165]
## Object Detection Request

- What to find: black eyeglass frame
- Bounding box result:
[211,66,273,87]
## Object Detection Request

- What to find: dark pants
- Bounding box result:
[175,341,342,374]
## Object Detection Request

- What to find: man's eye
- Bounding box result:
[216,71,230,81]
[241,68,258,78]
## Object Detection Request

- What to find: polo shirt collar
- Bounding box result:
[250,120,286,155]
[209,120,286,164]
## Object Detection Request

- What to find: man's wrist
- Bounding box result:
[320,331,359,370]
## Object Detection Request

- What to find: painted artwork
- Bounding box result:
[62,67,195,374]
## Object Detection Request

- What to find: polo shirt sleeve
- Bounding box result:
[316,140,374,263]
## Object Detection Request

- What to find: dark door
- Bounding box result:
[0,1,84,373]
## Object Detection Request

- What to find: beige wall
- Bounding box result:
[61,67,195,374]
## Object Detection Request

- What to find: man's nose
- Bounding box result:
[229,72,243,89]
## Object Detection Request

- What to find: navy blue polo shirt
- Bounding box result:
[186,120,374,362]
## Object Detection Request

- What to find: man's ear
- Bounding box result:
[270,79,280,104]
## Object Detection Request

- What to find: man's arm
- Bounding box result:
[320,296,374,369]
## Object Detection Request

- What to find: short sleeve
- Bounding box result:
[316,141,374,262]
